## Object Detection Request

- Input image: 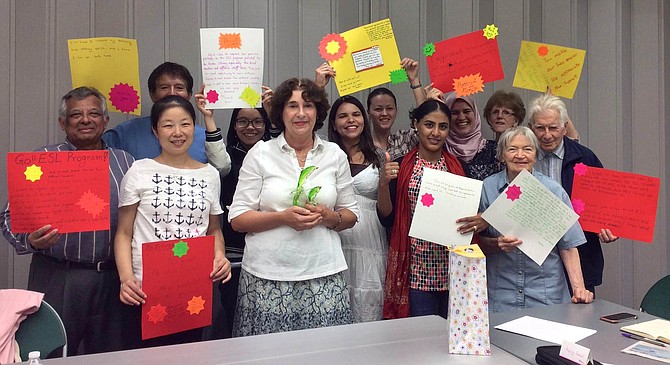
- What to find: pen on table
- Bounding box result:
[621,332,667,347]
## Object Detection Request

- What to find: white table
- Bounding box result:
[490,299,663,364]
[43,316,526,365]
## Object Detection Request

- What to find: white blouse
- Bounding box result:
[228,133,359,281]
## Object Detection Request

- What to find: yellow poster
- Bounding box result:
[68,37,141,115]
[319,19,403,96]
[512,41,586,99]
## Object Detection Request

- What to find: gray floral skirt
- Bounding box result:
[232,269,352,337]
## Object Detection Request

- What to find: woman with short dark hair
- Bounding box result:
[229,78,359,336]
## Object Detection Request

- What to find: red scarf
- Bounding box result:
[382,147,466,319]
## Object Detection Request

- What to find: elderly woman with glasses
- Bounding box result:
[482,90,526,141]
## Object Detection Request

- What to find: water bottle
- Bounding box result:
[28,351,44,365]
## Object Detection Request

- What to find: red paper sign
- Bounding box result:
[141,236,214,340]
[571,164,660,242]
[6,151,110,233]
[425,30,504,94]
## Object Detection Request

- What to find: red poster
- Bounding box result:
[571,163,660,242]
[141,236,214,340]
[6,151,110,233]
[425,29,504,95]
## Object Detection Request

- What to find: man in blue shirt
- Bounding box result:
[103,62,230,175]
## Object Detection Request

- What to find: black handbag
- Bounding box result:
[535,345,603,365]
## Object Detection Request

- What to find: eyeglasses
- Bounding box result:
[235,118,265,128]
[491,109,515,117]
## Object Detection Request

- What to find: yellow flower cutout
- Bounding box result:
[326,41,340,55]
[483,24,499,40]
[24,164,43,182]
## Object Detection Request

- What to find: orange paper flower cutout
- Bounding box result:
[219,33,241,49]
[186,296,206,315]
[319,33,347,62]
[453,73,485,97]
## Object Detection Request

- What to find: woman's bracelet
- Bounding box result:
[409,82,422,89]
[329,211,342,230]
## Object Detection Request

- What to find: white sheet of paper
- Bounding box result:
[200,28,264,109]
[495,316,596,344]
[352,46,384,72]
[408,168,482,247]
[481,169,579,265]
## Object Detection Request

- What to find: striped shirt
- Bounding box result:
[537,140,565,183]
[1,139,134,263]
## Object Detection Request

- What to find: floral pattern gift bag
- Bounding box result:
[448,244,491,355]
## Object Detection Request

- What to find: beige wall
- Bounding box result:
[1,0,667,308]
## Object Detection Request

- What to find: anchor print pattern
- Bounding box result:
[150,172,211,241]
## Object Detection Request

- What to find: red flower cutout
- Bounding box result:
[147,304,168,324]
[573,162,588,176]
[206,89,219,104]
[109,83,140,113]
[420,193,435,207]
[537,45,549,57]
[318,33,347,62]
[76,190,108,218]
[505,184,522,201]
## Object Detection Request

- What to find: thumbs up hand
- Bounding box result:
[379,152,400,186]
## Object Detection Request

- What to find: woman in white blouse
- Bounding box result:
[228,78,359,336]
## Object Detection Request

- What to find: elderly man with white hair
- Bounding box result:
[527,94,617,294]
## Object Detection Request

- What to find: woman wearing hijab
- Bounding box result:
[442,92,503,181]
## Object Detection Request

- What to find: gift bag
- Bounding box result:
[448,244,491,355]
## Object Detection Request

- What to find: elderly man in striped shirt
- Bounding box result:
[1,87,134,356]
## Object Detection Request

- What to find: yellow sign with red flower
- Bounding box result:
[68,37,141,115]
[318,19,402,96]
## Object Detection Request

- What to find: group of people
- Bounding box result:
[1,56,617,357]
